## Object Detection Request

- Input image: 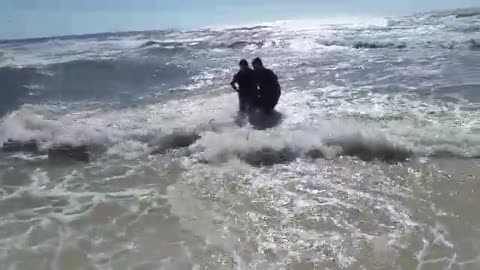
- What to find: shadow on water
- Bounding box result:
[235,110,283,130]
[249,110,283,130]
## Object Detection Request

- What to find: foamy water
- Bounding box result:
[0,8,480,270]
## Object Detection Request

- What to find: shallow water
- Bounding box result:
[0,7,480,270]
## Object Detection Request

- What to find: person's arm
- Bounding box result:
[230,74,238,90]
[269,70,281,89]
[274,72,281,89]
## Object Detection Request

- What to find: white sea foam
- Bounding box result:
[1,84,479,162]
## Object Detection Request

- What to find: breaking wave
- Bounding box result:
[352,41,407,49]
[2,105,479,165]
[138,38,480,53]
[189,126,479,166]
[455,10,480,18]
[188,129,410,165]
[141,38,411,51]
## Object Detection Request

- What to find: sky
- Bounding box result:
[1,0,478,40]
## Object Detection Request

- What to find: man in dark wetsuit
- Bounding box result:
[252,57,281,114]
[230,59,257,113]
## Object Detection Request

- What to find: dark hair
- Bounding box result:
[239,59,248,66]
[252,57,263,66]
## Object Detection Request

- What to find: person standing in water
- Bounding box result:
[230,59,257,113]
[252,57,281,114]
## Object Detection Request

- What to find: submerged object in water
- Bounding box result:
[2,139,90,162]
[1,139,39,153]
[47,144,90,162]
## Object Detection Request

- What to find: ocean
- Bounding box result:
[0,8,479,270]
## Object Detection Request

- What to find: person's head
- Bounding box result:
[239,59,249,71]
[252,57,263,70]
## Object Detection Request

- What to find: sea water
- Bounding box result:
[0,8,479,270]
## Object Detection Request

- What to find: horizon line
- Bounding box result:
[1,6,477,43]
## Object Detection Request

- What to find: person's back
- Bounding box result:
[231,59,257,113]
[255,68,280,96]
[233,68,256,97]
[252,58,281,113]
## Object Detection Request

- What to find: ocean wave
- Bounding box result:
[468,39,480,50]
[151,132,201,155]
[223,39,407,51]
[421,7,480,19]
[455,11,480,19]
[0,66,43,115]
[131,37,480,55]
[140,40,171,48]
[463,26,480,33]
[225,41,265,49]
[352,41,407,49]
[0,104,207,159]
[2,102,479,165]
[434,84,480,102]
[140,39,266,51]
[0,57,192,105]
[140,36,408,52]
[139,40,192,49]
[221,25,271,32]
[0,112,201,162]
[435,39,480,50]
[188,126,479,166]
[0,109,98,149]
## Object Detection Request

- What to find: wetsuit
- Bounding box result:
[231,68,257,112]
[254,68,281,113]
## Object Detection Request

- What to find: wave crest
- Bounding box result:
[353,41,407,49]
[189,128,415,166]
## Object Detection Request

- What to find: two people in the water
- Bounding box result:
[230,57,281,114]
